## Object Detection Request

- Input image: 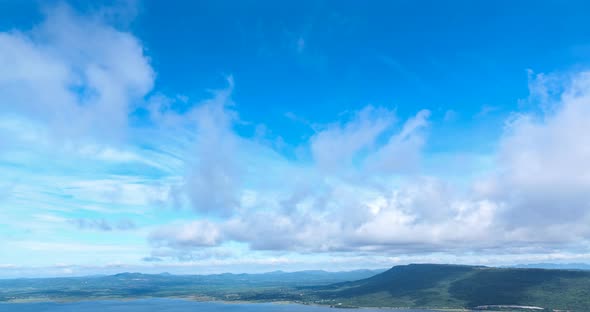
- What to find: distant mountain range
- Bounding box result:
[509,263,590,270]
[0,268,386,303]
[2,264,590,311]
[106,268,388,285]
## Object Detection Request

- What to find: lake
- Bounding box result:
[0,299,437,311]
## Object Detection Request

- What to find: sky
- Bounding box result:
[1,0,590,278]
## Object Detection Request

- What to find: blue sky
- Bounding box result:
[2,0,590,277]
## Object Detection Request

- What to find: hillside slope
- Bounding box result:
[311,264,590,311]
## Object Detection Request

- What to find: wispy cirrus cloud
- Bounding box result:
[69,218,137,231]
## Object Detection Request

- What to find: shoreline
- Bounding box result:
[0,296,472,311]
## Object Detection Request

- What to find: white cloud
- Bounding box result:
[10,241,140,253]
[0,4,154,141]
[147,77,249,216]
[310,106,395,173]
[66,178,170,206]
[148,107,457,254]
[365,109,430,174]
[150,220,223,248]
[69,218,137,231]
[3,2,590,270]
[149,70,590,259]
[486,71,590,231]
[182,80,244,216]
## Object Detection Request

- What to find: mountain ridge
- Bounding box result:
[310,263,590,310]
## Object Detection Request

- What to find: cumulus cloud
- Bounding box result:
[183,80,243,216]
[0,4,154,141]
[149,69,590,260]
[147,78,247,217]
[148,106,442,255]
[485,71,590,232]
[151,177,499,254]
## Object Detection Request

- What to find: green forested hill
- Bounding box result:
[311,264,590,311]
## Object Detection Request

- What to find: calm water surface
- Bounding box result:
[0,299,437,312]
